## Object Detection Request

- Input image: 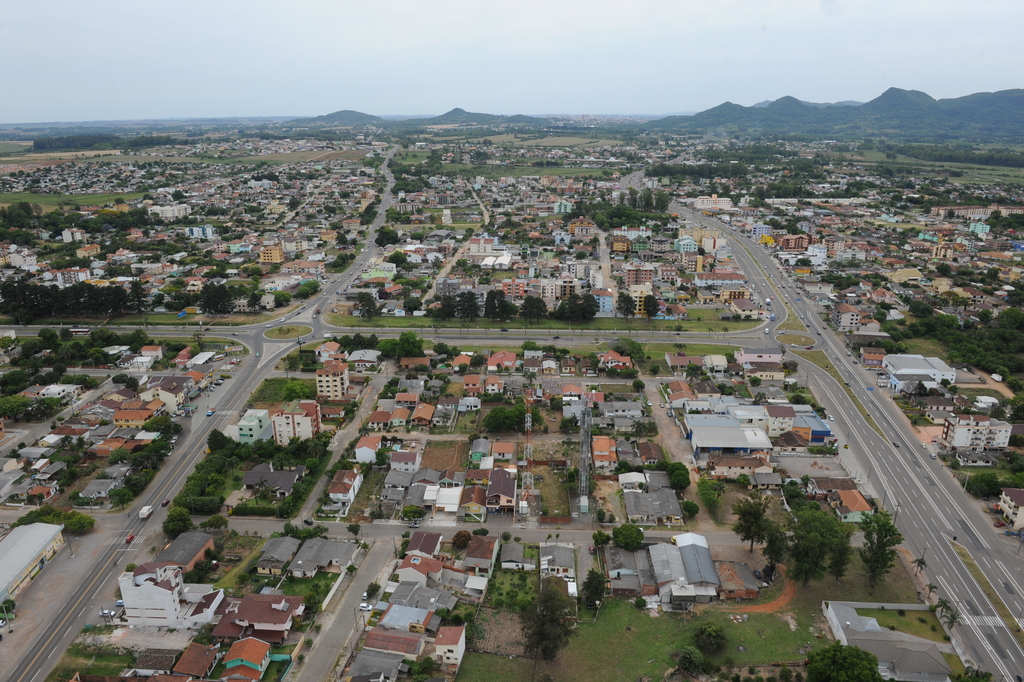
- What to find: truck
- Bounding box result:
[139,505,154,520]
[770,313,776,321]
[765,298,772,306]
[315,307,321,314]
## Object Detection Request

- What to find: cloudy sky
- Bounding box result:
[2,0,1021,123]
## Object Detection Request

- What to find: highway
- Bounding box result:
[673,198,1024,678]
[1,149,399,682]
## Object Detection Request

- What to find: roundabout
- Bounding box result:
[264,325,312,340]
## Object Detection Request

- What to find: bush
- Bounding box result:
[898,608,906,616]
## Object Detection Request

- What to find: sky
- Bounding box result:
[2,0,1022,123]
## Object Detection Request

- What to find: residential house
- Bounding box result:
[155,532,216,572]
[222,638,272,681]
[830,490,874,523]
[326,470,363,517]
[432,625,467,675]
[211,594,305,642]
[255,536,301,576]
[289,537,358,578]
[464,534,499,575]
[242,462,305,498]
[485,467,516,512]
[406,531,443,559]
[997,488,1024,530]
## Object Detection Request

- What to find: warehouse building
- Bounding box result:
[0,522,65,602]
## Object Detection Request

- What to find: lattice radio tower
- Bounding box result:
[578,391,592,500]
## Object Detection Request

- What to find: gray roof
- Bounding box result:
[470,438,490,455]
[379,603,432,631]
[623,488,682,520]
[155,531,214,567]
[292,537,357,571]
[256,536,301,570]
[387,581,458,612]
[648,543,686,586]
[384,470,413,489]
[540,544,574,569]
[604,546,638,577]
[501,542,529,564]
[678,542,720,587]
[0,523,65,599]
[82,478,120,497]
[644,470,671,491]
[347,649,404,680]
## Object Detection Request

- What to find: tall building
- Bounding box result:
[315,361,350,400]
[271,400,322,445]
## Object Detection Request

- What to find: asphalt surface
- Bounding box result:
[675,201,1024,677]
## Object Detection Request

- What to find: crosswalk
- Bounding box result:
[102,531,147,547]
[963,614,1006,628]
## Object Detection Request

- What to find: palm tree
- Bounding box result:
[926,583,938,597]
[936,598,952,616]
[913,556,927,574]
[941,608,962,629]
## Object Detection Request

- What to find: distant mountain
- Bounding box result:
[752,99,862,109]
[287,110,384,126]
[390,108,549,127]
[645,88,1024,140]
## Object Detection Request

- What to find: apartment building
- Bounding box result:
[315,361,350,400]
[271,400,322,445]
[940,414,1011,452]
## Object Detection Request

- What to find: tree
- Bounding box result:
[282,380,314,401]
[591,530,611,548]
[642,294,658,322]
[616,292,636,318]
[200,514,228,530]
[1,598,14,614]
[731,490,773,553]
[452,530,472,549]
[693,621,727,653]
[827,524,856,582]
[162,507,194,539]
[581,568,605,606]
[675,646,711,676]
[110,487,134,509]
[354,292,382,320]
[666,462,690,491]
[484,290,510,321]
[455,291,479,321]
[858,511,903,588]
[789,508,850,586]
[612,523,644,552]
[682,500,700,519]
[632,379,645,392]
[61,510,96,534]
[520,295,547,323]
[697,478,724,520]
[347,523,361,539]
[365,581,381,600]
[805,642,883,682]
[520,578,577,661]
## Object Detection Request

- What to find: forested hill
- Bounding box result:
[643,88,1024,140]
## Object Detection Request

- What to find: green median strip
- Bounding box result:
[950,541,1024,651]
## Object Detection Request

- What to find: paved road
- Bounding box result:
[1,150,400,682]
[672,194,1024,677]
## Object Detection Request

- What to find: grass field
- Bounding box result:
[45,642,135,682]
[215,537,267,590]
[903,338,949,361]
[777,334,816,346]
[325,314,760,334]
[250,377,316,408]
[459,549,925,682]
[855,607,946,643]
[265,325,312,339]
[0,191,146,208]
[441,163,609,179]
[0,141,31,154]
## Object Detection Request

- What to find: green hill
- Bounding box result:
[287,109,384,126]
[644,88,1024,140]
[391,108,548,127]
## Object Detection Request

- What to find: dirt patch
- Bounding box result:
[975,370,1015,398]
[422,440,468,472]
[724,566,797,614]
[473,607,526,656]
[79,625,193,651]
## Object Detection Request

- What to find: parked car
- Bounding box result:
[995,521,1006,527]
[359,603,372,611]
[589,546,596,555]
[115,599,124,607]
[303,519,314,526]
[753,569,763,580]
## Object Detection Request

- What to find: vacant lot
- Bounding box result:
[45,642,136,682]
[533,464,570,517]
[422,440,468,471]
[472,606,527,657]
[250,377,316,409]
